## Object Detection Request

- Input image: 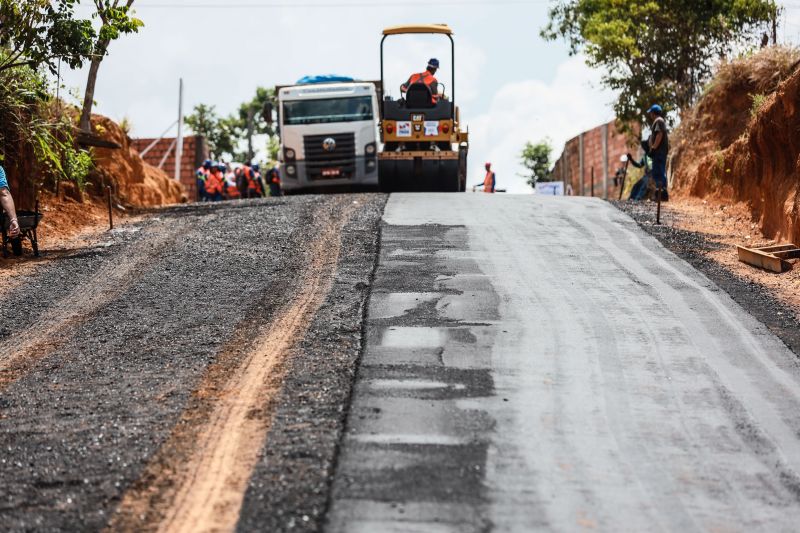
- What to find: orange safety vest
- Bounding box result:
[406,71,439,103]
[244,167,260,193]
[483,171,495,194]
[226,181,240,199]
[206,172,223,195]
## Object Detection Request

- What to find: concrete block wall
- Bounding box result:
[132,136,208,200]
[552,120,634,198]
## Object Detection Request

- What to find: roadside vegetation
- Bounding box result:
[541,0,781,129]
[519,140,554,188]
[186,87,279,163]
[0,0,141,202]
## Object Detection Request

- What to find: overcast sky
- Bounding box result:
[60,0,800,193]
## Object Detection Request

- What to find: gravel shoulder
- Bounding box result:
[0,194,385,532]
[613,197,800,356]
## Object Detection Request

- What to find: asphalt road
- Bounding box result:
[3,192,800,532]
[327,193,800,532]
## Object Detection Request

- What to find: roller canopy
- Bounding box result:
[382,24,453,36]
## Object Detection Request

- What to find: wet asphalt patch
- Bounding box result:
[326,223,499,532]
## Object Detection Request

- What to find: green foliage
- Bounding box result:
[185,104,238,160]
[750,93,767,118]
[187,87,279,162]
[0,57,94,190]
[91,1,143,56]
[542,0,780,128]
[63,146,93,191]
[266,134,280,163]
[0,0,96,74]
[519,140,554,187]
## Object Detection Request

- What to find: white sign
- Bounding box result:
[535,182,565,196]
[424,121,440,136]
[396,121,412,137]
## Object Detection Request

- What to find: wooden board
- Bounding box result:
[737,244,800,273]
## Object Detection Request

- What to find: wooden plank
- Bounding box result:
[771,249,800,260]
[756,244,797,253]
[737,245,787,273]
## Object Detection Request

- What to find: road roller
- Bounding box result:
[378,24,469,192]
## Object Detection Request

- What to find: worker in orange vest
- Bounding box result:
[483,162,496,193]
[267,166,281,197]
[401,58,440,104]
[224,165,240,200]
[240,162,261,199]
[205,164,224,202]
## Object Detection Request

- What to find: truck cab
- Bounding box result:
[277,80,381,192]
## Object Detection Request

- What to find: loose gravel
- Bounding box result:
[0,194,386,532]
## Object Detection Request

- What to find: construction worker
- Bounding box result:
[224,165,240,200]
[400,58,440,104]
[266,166,281,197]
[647,104,669,201]
[196,159,212,202]
[482,162,496,193]
[0,163,20,238]
[204,164,224,202]
[252,163,267,198]
[241,162,262,199]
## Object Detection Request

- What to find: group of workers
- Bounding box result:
[196,160,281,202]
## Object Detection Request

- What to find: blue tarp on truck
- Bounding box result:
[295,75,355,85]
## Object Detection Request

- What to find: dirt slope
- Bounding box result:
[671,47,800,243]
[90,115,185,207]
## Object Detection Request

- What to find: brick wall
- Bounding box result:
[131,136,208,200]
[552,120,635,198]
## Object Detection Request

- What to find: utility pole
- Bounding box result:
[175,78,184,182]
[247,108,255,163]
[602,123,609,199]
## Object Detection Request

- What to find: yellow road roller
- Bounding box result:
[378,24,469,192]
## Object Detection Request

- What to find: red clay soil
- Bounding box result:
[89,114,185,207]
[671,46,800,244]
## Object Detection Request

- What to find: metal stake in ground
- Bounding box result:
[656,188,662,225]
[107,186,114,230]
[591,167,595,197]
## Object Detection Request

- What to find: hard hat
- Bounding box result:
[203,159,212,169]
[647,104,663,115]
[252,163,260,171]
[428,58,440,69]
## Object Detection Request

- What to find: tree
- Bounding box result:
[79,0,143,133]
[0,0,95,74]
[542,0,779,127]
[232,87,277,161]
[187,87,278,162]
[520,140,553,187]
[185,104,237,160]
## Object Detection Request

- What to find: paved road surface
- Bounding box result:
[327,193,800,532]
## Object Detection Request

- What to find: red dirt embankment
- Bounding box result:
[671,47,800,243]
[89,114,184,207]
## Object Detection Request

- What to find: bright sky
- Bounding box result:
[60,0,800,193]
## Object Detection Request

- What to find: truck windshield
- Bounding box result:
[282,96,373,125]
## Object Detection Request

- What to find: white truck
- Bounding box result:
[276,78,381,192]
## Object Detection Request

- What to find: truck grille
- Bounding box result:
[303,133,356,180]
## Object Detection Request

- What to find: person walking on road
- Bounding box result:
[647,104,669,200]
[0,164,20,238]
[481,162,496,194]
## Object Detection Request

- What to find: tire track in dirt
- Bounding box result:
[108,199,356,533]
[0,221,193,390]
